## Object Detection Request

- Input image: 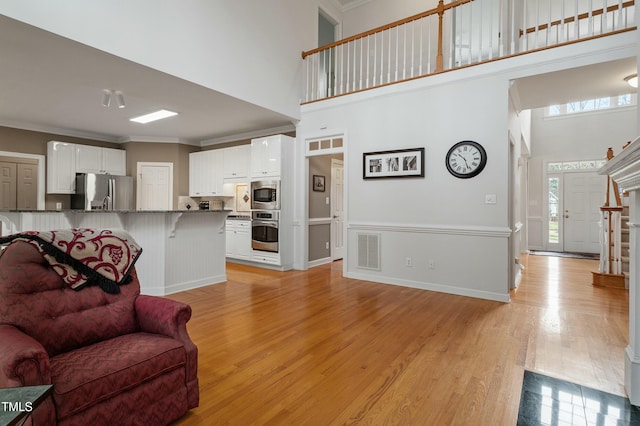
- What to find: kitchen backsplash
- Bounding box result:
[180,182,250,212]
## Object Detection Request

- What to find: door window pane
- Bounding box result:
[548,177,559,243]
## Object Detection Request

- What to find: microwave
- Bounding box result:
[251,180,280,210]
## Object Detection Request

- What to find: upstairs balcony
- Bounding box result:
[302,0,636,103]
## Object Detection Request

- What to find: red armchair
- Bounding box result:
[0,240,198,425]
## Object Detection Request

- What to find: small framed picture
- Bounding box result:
[363,147,425,179]
[313,175,326,192]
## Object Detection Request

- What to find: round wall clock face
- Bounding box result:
[445,140,487,179]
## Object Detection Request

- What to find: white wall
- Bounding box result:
[526,105,637,249]
[298,68,512,302]
[0,0,321,121]
[342,0,439,37]
[296,31,637,302]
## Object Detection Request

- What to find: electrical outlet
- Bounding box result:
[326,242,329,249]
[405,257,412,267]
[428,259,435,269]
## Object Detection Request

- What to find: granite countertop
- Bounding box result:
[227,214,252,220]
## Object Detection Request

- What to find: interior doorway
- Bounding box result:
[306,134,345,268]
[136,162,173,211]
[318,8,339,98]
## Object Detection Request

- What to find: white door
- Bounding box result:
[331,159,344,260]
[137,162,173,211]
[563,172,605,253]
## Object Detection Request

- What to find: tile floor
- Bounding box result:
[518,370,640,426]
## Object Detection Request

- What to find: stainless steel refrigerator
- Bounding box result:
[71,173,133,210]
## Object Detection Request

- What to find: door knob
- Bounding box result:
[565,214,569,218]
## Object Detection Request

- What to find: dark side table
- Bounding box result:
[0,385,53,426]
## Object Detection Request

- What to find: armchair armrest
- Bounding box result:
[134,295,198,407]
[134,295,192,339]
[0,324,51,387]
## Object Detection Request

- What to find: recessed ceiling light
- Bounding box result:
[130,109,178,124]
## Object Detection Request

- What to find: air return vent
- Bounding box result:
[357,233,380,271]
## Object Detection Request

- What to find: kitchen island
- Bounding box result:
[0,210,230,296]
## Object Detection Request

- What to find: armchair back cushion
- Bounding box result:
[0,241,139,357]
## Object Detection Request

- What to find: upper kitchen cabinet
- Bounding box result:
[223,145,250,180]
[251,135,285,178]
[76,145,126,176]
[47,141,76,194]
[189,150,223,197]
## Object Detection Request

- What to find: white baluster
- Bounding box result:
[387,28,391,83]
[574,0,579,39]
[411,20,415,78]
[359,38,363,90]
[373,33,377,87]
[511,0,527,55]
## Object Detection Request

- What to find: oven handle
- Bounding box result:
[252,220,278,228]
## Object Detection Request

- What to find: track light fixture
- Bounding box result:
[101,90,111,107]
[115,91,125,108]
[101,89,125,108]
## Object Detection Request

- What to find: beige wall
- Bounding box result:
[121,142,200,209]
[0,125,120,155]
[0,126,122,209]
[0,126,297,210]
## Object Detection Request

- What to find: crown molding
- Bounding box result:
[117,135,199,145]
[0,120,120,143]
[200,124,296,146]
[340,0,372,12]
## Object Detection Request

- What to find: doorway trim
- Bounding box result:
[304,132,346,272]
[543,161,606,252]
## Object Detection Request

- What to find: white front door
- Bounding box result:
[136,162,173,211]
[563,172,605,253]
[331,159,344,260]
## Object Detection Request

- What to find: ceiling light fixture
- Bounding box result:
[115,91,126,109]
[625,73,638,88]
[130,109,179,124]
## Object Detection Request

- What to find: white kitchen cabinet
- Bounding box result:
[189,150,223,197]
[225,220,251,259]
[251,136,282,178]
[223,145,250,180]
[47,141,76,194]
[76,145,126,176]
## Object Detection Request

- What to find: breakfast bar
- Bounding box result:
[0,210,230,296]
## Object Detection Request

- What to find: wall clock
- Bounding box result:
[445,140,487,179]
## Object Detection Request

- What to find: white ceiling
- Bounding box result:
[0,15,295,145]
[0,15,636,146]
[513,57,638,110]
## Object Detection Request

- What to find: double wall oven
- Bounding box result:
[250,180,280,253]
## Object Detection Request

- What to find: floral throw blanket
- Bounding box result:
[0,228,142,294]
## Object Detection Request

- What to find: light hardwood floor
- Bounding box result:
[169,253,629,425]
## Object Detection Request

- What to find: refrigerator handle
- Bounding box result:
[109,178,115,210]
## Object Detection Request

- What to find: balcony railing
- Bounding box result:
[302,0,636,103]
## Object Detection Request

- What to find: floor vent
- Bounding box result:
[357,233,380,271]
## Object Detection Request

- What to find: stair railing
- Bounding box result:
[594,146,627,286]
[302,0,636,103]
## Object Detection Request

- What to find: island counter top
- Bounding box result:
[0,210,229,296]
[0,209,231,213]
